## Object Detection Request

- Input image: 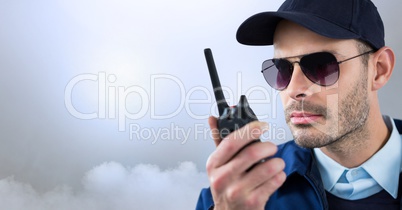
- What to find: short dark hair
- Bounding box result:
[356,40,373,66]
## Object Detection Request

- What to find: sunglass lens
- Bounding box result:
[262,59,292,90]
[301,52,339,86]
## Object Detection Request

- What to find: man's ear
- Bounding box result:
[371,46,395,91]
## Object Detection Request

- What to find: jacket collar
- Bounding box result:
[394,119,402,134]
[276,140,328,209]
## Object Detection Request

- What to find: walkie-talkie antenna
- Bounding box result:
[204,48,229,116]
[203,48,264,168]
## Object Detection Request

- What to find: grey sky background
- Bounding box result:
[0,0,400,209]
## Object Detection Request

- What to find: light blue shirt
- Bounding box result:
[314,116,402,200]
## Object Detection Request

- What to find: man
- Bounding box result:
[196,0,402,209]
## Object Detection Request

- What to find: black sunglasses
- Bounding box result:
[261,50,374,90]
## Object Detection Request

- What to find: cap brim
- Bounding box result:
[236,11,361,46]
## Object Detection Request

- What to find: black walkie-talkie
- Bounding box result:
[204,48,259,139]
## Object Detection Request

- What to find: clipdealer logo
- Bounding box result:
[65,72,187,131]
[64,72,287,142]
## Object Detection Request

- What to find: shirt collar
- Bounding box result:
[314,146,346,191]
[314,116,402,198]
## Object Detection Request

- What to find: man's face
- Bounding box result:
[273,21,371,148]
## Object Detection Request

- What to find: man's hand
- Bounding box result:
[206,116,286,210]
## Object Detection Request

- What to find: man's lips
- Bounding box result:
[290,112,323,125]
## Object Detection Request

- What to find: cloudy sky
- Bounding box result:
[0,0,401,209]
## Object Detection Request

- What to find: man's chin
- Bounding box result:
[291,127,333,148]
[293,138,318,148]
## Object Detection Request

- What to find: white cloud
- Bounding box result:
[0,162,208,210]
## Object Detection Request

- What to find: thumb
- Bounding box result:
[208,116,221,147]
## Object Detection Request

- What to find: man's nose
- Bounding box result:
[283,64,315,101]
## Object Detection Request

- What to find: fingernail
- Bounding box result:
[260,122,270,132]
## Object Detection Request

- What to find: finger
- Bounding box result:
[241,157,285,191]
[209,143,279,193]
[208,116,221,147]
[208,121,269,169]
[249,171,287,204]
[221,161,285,209]
[227,141,278,173]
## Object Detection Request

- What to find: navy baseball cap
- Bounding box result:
[236,0,385,50]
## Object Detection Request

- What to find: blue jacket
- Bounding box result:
[196,119,402,210]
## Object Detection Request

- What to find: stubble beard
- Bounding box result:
[285,71,370,149]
